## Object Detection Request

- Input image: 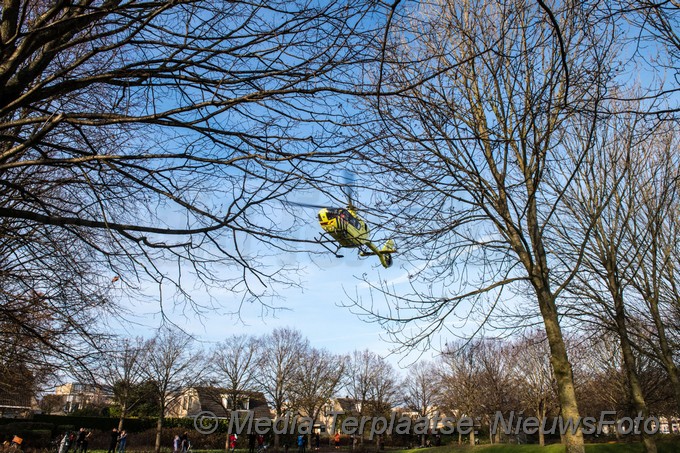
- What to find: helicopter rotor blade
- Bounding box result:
[342,170,356,209]
[284,200,331,210]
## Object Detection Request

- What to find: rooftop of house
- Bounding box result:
[189,387,271,419]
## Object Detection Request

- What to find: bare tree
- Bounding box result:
[344,349,398,444]
[437,339,515,445]
[609,1,680,115]
[142,329,204,453]
[211,334,261,409]
[474,339,516,444]
[348,1,616,451]
[555,109,658,453]
[289,348,346,445]
[0,0,384,329]
[403,361,439,447]
[0,216,113,380]
[437,342,484,446]
[256,327,308,450]
[100,336,147,431]
[510,331,558,447]
[625,125,680,415]
[570,332,630,439]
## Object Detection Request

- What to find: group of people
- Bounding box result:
[172,432,192,453]
[57,427,127,453]
[58,428,91,453]
[106,428,128,453]
[172,430,264,453]
[296,433,320,453]
[247,433,266,453]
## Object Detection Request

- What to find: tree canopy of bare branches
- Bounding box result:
[211,334,261,408]
[142,329,204,453]
[256,327,308,448]
[346,1,620,451]
[0,0,383,388]
[343,349,398,443]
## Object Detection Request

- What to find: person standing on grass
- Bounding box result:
[174,435,181,453]
[66,431,76,453]
[107,428,118,453]
[181,432,190,453]
[117,430,127,453]
[75,428,86,453]
[59,431,71,453]
[80,429,91,453]
[228,433,237,453]
[297,435,305,453]
[248,433,256,453]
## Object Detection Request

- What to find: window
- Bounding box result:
[338,209,360,229]
[222,395,250,410]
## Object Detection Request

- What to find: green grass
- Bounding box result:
[85,438,680,453]
[389,438,680,453]
[477,445,569,453]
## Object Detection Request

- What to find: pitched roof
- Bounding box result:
[334,397,359,412]
[191,387,271,419]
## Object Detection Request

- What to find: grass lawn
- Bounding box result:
[85,439,680,453]
[390,438,680,453]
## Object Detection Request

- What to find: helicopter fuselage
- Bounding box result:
[317,207,396,268]
[317,207,369,247]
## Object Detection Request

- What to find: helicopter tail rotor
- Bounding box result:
[381,239,397,253]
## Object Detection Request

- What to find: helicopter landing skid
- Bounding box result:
[315,235,344,258]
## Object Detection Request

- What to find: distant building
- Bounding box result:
[54,383,114,413]
[0,391,37,418]
[315,397,361,434]
[166,387,271,419]
[317,397,448,434]
[318,397,404,433]
[0,365,39,418]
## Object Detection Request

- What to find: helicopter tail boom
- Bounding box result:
[359,239,397,268]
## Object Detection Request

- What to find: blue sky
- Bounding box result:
[111,200,442,372]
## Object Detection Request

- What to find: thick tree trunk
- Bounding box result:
[668,367,680,418]
[117,402,127,431]
[504,164,585,453]
[647,294,680,415]
[611,288,656,453]
[155,416,163,453]
[536,285,585,453]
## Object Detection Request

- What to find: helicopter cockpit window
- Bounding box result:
[339,209,360,229]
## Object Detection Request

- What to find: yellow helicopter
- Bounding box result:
[316,204,397,268]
